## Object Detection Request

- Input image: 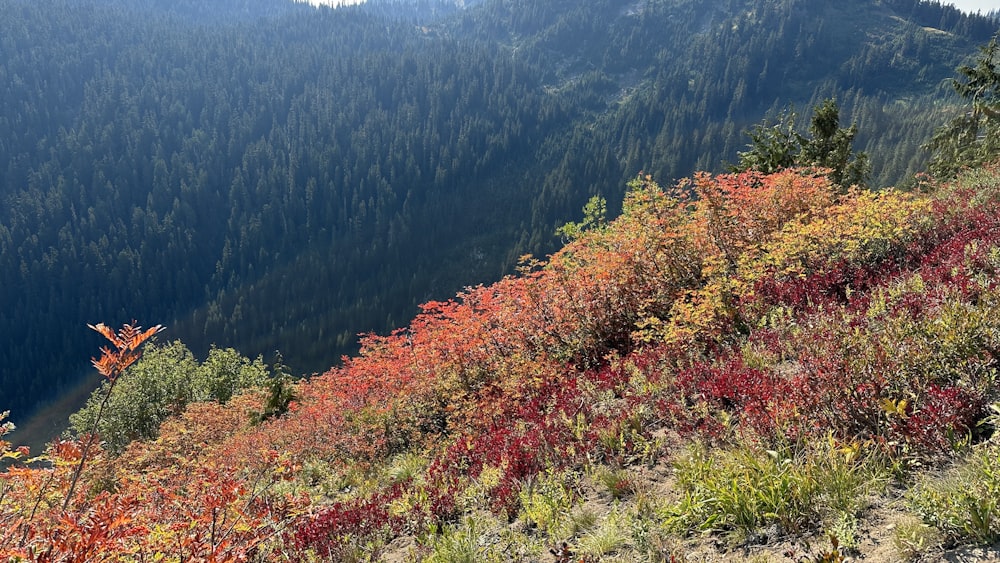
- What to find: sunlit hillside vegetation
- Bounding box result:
[5,162,1000,560]
[4,1,1000,560]
[3,0,998,431]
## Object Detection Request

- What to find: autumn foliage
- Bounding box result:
[4,166,1000,560]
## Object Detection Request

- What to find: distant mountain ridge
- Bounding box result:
[1,0,997,436]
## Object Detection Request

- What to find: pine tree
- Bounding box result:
[927,34,1000,178]
[731,99,870,189]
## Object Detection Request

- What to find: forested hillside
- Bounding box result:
[1,0,997,432]
[7,162,1000,560]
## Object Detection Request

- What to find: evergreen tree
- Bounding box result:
[927,33,1000,178]
[732,99,870,189]
[730,108,802,175]
[800,99,871,189]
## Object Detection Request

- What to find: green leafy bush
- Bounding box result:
[69,341,270,453]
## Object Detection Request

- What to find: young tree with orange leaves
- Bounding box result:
[63,322,163,510]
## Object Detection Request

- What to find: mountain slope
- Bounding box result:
[1,0,997,432]
[5,164,1000,559]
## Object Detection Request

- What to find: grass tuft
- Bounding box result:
[908,441,1000,546]
[662,441,888,544]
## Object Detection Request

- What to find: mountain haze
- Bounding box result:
[1,0,997,434]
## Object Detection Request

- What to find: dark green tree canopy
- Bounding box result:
[927,33,1000,178]
[731,108,802,175]
[731,99,871,189]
